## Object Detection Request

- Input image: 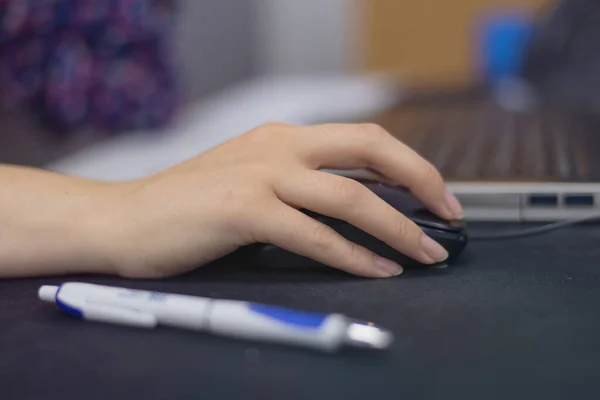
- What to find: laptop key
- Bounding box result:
[372,92,597,182]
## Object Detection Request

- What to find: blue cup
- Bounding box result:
[477,11,535,86]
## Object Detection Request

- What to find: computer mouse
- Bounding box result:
[251,179,468,270]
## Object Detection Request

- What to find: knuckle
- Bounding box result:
[345,241,366,264]
[261,121,291,131]
[395,216,415,241]
[245,121,289,141]
[307,223,338,253]
[242,122,298,152]
[244,126,271,143]
[336,178,366,207]
[356,123,390,144]
[349,124,394,157]
[419,160,444,185]
[360,122,386,135]
[305,222,368,272]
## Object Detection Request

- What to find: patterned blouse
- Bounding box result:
[0,0,181,133]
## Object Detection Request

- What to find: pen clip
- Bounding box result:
[82,302,158,329]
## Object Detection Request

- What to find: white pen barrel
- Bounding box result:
[55,283,212,331]
[40,283,392,352]
[99,290,212,330]
[207,301,349,351]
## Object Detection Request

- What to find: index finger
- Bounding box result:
[295,123,463,221]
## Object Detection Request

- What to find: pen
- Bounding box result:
[38,282,393,352]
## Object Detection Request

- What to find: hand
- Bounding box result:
[98,122,463,279]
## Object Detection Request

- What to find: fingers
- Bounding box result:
[253,203,404,278]
[295,123,463,221]
[274,170,448,266]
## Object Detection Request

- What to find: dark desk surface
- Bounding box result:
[2,223,600,400]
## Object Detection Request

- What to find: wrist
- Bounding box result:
[0,179,133,278]
[77,180,143,277]
[0,166,148,279]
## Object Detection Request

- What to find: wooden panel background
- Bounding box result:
[360,0,553,89]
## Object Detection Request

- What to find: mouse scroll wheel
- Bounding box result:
[410,209,464,232]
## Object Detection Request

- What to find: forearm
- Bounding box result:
[0,164,120,278]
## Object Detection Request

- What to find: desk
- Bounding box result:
[2,223,600,399]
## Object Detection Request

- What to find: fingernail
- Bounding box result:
[373,256,403,277]
[420,234,449,263]
[445,190,464,219]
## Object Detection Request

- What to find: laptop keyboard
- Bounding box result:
[374,98,600,182]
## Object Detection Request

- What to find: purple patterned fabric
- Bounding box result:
[0,0,181,133]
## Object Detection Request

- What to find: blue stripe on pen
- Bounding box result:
[55,285,83,319]
[249,304,327,328]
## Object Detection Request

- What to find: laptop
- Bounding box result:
[359,0,600,222]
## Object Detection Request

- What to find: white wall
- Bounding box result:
[255,0,360,76]
[175,0,258,100]
[176,0,360,80]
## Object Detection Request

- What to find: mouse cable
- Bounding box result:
[469,214,600,240]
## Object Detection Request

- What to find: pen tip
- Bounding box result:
[38,285,59,302]
[344,321,394,350]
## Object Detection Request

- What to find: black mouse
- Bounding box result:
[251,179,468,270]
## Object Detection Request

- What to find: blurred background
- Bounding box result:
[0,0,593,181]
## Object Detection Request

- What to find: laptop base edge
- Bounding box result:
[449,182,600,222]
